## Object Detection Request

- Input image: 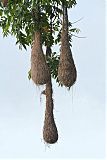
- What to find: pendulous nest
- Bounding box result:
[43,79,58,144]
[58,6,77,88]
[31,31,50,85]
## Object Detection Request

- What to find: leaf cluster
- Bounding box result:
[0,0,79,85]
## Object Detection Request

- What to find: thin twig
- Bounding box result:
[71,17,84,24]
[71,34,86,38]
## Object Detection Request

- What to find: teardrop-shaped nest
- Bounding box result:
[31,31,50,85]
[43,110,58,144]
[43,82,58,144]
[58,38,77,87]
[58,6,77,88]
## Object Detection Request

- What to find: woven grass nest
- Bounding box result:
[43,81,58,144]
[58,6,77,87]
[31,31,50,85]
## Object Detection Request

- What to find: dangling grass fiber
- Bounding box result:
[31,31,50,85]
[58,6,77,88]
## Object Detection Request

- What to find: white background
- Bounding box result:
[0,0,105,159]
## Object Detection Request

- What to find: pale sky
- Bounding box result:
[0,0,105,159]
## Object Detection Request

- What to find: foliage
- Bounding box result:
[0,0,79,85]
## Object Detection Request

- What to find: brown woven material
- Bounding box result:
[58,6,77,87]
[31,31,50,85]
[43,75,58,144]
[43,46,58,144]
[2,0,8,6]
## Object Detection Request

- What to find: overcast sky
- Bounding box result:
[0,0,105,159]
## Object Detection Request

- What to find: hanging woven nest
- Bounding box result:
[31,31,50,85]
[58,6,77,87]
[43,79,58,144]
